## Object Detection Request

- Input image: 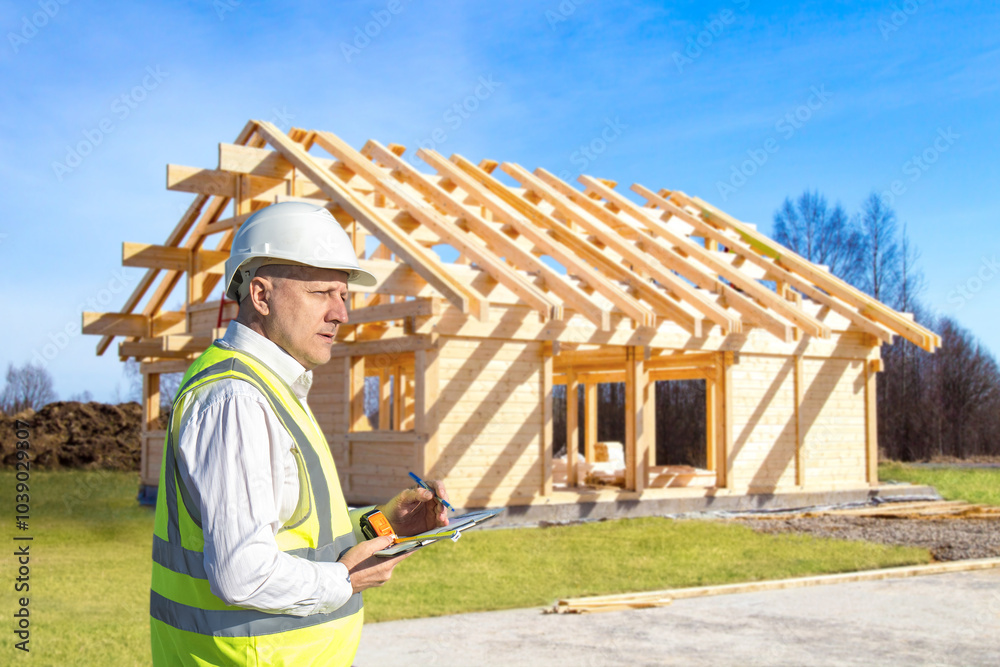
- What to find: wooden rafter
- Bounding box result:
[363,141,611,330]
[435,151,657,328]
[312,131,558,321]
[254,120,489,322]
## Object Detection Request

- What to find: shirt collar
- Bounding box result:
[217,321,314,400]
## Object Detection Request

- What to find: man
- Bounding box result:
[150,201,449,666]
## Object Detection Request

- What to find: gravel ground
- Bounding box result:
[734,515,1000,561]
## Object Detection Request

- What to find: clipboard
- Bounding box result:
[374,507,505,557]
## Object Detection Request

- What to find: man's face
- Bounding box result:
[253,265,350,370]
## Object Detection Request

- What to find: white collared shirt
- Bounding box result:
[173,321,358,616]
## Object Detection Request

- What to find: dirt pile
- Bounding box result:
[1,401,149,471]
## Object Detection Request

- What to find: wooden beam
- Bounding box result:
[82,312,149,338]
[122,243,228,275]
[632,184,896,344]
[414,347,440,477]
[685,193,939,351]
[584,381,597,463]
[314,132,556,321]
[350,355,367,432]
[794,355,805,487]
[584,177,823,341]
[624,346,651,492]
[361,141,620,330]
[345,297,439,326]
[865,358,879,485]
[507,164,734,335]
[542,342,554,496]
[378,368,392,430]
[218,143,357,184]
[327,334,438,359]
[436,151,656,327]
[566,370,579,487]
[254,121,488,321]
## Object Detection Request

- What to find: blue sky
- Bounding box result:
[1,0,998,402]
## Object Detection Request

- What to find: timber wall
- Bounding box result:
[728,353,868,491]
[429,338,546,508]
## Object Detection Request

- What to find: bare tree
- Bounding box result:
[0,363,57,414]
[857,192,901,304]
[773,190,864,285]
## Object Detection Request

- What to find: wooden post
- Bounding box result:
[541,342,554,496]
[141,372,161,487]
[794,355,805,487]
[339,357,353,496]
[566,369,579,487]
[378,368,391,430]
[625,347,650,492]
[865,358,880,486]
[349,356,367,432]
[414,347,440,477]
[584,382,597,464]
[392,365,404,431]
[705,374,717,475]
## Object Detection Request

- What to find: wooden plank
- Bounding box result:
[414,346,440,477]
[584,177,824,340]
[566,370,579,487]
[328,333,438,359]
[95,121,258,357]
[632,184,895,344]
[508,164,735,334]
[254,121,488,321]
[794,355,805,487]
[865,358,879,485]
[362,143,611,330]
[122,243,228,275]
[541,343,554,496]
[315,133,558,322]
[82,312,149,338]
[422,150,655,327]
[349,355,367,432]
[584,381,597,463]
[638,185,893,342]
[345,297,438,326]
[684,193,939,351]
[443,153,656,327]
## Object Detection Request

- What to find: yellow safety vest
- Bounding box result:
[150,344,363,666]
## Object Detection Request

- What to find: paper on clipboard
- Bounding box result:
[374,507,505,557]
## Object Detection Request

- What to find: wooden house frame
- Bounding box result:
[84,120,939,509]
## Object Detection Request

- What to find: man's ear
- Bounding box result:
[247,276,272,316]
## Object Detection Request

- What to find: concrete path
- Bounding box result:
[355,569,1000,666]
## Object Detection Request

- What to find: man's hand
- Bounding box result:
[338,536,413,594]
[379,480,451,537]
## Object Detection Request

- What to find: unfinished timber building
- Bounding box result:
[84,120,939,511]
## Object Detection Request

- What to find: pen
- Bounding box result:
[408,472,455,512]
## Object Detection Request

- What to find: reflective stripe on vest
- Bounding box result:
[150,344,362,664]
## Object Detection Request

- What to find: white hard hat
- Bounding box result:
[224,202,377,301]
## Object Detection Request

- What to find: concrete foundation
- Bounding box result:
[476,484,940,529]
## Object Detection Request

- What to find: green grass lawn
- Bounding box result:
[879,462,1000,506]
[3,470,930,664]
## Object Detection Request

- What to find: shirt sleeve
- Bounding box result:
[175,385,354,616]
